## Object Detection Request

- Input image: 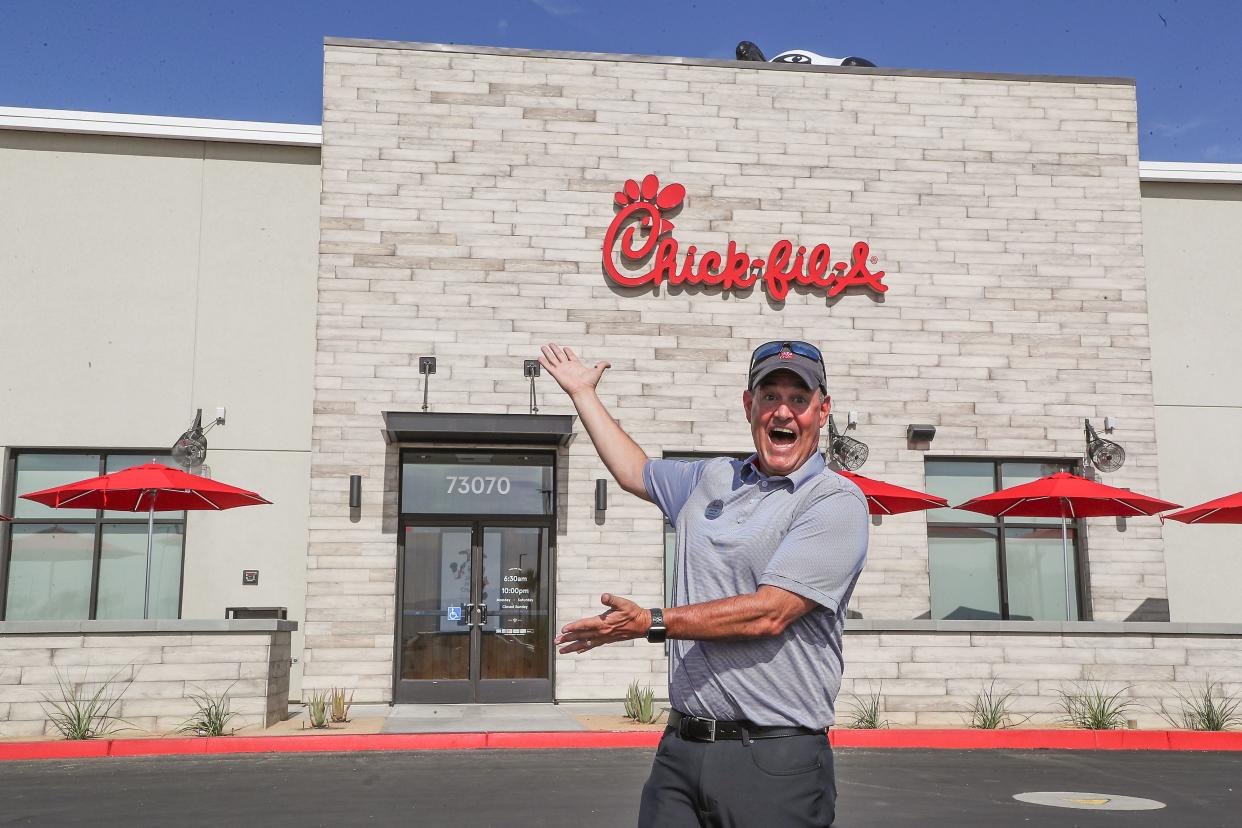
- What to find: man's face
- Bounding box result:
[742,372,831,477]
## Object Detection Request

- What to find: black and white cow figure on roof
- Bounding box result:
[736,40,876,68]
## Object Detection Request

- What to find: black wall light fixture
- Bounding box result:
[595,479,608,512]
[349,474,362,509]
[419,356,436,412]
[907,424,937,442]
[524,359,541,414]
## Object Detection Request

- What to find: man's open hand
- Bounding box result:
[555,593,652,655]
[539,343,610,400]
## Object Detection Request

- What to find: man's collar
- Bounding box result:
[741,452,825,490]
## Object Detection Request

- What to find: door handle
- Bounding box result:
[460,603,475,626]
[472,603,487,628]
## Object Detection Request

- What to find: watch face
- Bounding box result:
[647,608,667,643]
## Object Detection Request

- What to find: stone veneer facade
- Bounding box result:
[307,38,1165,702]
[0,621,294,736]
[842,621,1242,727]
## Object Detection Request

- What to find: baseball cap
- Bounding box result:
[748,340,827,395]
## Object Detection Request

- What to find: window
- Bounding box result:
[400,451,555,516]
[2,452,186,620]
[661,452,751,609]
[925,459,1083,621]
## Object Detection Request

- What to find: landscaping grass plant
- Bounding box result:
[41,666,130,740]
[623,680,662,724]
[178,683,239,737]
[1156,680,1242,731]
[1055,681,1135,730]
[329,687,354,724]
[843,682,889,729]
[966,681,1027,729]
[306,689,330,729]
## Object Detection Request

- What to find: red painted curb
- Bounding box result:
[109,737,207,757]
[831,729,1100,750]
[485,731,663,749]
[829,729,1242,751]
[3,729,1242,760]
[198,733,489,754]
[1167,731,1242,751]
[0,740,111,760]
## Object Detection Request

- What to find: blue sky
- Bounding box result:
[1,0,1237,161]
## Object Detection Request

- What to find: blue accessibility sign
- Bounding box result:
[446,605,463,622]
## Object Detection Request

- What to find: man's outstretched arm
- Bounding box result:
[554,492,868,654]
[539,342,651,501]
[554,588,817,654]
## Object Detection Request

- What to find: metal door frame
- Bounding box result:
[395,516,555,703]
[395,518,477,704]
[475,519,555,703]
[393,449,557,704]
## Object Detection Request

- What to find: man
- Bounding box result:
[538,340,869,828]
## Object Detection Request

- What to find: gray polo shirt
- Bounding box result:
[644,452,868,729]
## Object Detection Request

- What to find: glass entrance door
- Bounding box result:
[396,451,555,703]
[398,525,475,702]
[479,526,551,701]
[397,522,552,703]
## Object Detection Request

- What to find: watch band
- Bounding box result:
[646,607,667,644]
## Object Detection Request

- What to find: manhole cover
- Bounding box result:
[1014,791,1166,811]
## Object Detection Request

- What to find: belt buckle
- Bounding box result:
[686,715,716,742]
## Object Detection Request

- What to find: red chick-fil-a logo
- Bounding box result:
[602,174,887,301]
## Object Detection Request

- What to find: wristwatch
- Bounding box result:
[646,608,667,644]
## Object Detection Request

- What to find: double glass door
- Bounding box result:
[396,451,555,703]
[399,522,552,702]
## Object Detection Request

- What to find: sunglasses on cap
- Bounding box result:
[749,340,825,371]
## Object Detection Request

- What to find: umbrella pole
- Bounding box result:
[143,496,155,620]
[1060,514,1072,621]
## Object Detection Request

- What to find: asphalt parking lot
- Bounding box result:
[0,748,1238,827]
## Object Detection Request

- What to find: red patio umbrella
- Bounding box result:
[956,472,1179,619]
[1163,491,1242,524]
[835,470,949,515]
[21,463,270,618]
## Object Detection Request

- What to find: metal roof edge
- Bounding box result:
[1139,160,1242,184]
[0,619,298,634]
[382,411,577,447]
[323,37,1136,86]
[0,106,322,147]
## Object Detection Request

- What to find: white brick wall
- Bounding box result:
[0,622,292,737]
[310,40,1163,702]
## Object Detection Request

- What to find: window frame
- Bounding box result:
[925,456,1090,621]
[0,448,188,621]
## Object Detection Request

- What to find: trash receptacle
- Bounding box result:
[225,606,288,620]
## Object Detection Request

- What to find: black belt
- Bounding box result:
[669,709,822,742]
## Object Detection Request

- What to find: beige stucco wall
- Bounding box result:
[310,40,1167,702]
[1142,181,1242,622]
[0,130,320,695]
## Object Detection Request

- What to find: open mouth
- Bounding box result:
[768,426,797,446]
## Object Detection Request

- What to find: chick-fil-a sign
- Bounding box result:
[603,174,887,301]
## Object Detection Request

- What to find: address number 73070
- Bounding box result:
[446,476,512,495]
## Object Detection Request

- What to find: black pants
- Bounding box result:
[638,726,836,827]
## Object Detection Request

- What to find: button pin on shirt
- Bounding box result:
[704,500,724,519]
